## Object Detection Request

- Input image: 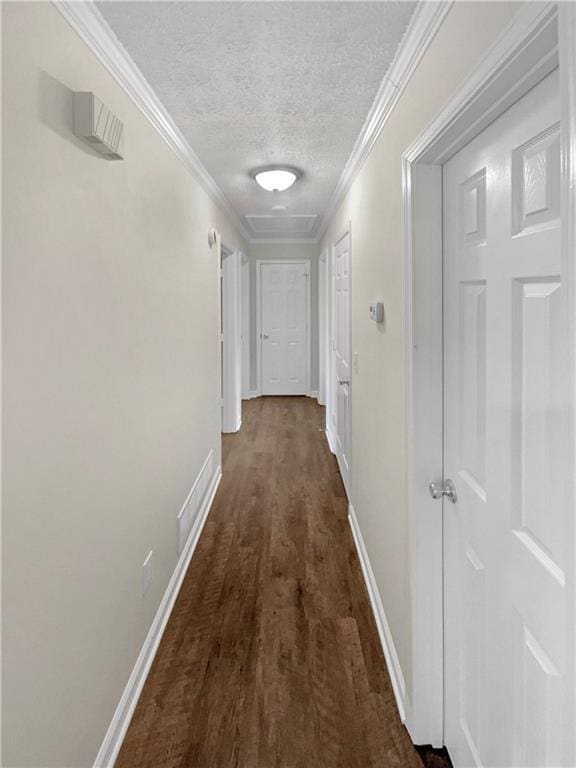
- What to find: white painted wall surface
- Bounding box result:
[320,0,523,717]
[248,242,319,394]
[1,3,246,766]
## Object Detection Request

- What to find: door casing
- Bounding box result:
[325,227,352,468]
[220,242,242,433]
[403,1,576,753]
[256,259,312,396]
[318,249,328,406]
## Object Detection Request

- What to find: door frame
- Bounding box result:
[403,1,576,750]
[241,252,251,399]
[220,241,242,433]
[327,226,352,488]
[255,258,311,396]
[318,249,328,406]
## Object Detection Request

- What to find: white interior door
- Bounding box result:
[443,69,572,767]
[241,254,250,399]
[333,232,351,495]
[221,249,241,433]
[260,262,309,395]
[318,252,326,406]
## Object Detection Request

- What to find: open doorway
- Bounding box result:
[220,242,242,433]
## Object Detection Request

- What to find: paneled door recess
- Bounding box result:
[443,69,570,768]
[260,262,309,395]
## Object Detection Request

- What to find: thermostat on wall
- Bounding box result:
[369,302,384,323]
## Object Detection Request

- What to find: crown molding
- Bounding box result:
[317,0,453,241]
[53,0,251,243]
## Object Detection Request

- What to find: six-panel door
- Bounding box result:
[443,70,569,767]
[260,262,309,396]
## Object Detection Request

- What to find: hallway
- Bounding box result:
[115,397,422,768]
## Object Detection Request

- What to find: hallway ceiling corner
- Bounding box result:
[82,1,450,243]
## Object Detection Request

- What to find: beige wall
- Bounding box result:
[320,0,522,708]
[248,242,320,393]
[2,3,247,766]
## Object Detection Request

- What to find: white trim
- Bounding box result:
[405,3,559,165]
[325,425,336,455]
[93,464,222,768]
[242,389,260,400]
[309,390,319,401]
[221,244,242,434]
[53,0,250,243]
[256,259,311,397]
[348,503,407,724]
[329,225,353,498]
[318,1,452,239]
[402,0,565,748]
[241,254,251,400]
[318,249,327,406]
[559,4,576,759]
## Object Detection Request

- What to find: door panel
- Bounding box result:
[260,262,308,395]
[443,70,570,768]
[333,232,351,495]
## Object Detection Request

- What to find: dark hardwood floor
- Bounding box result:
[115,396,431,768]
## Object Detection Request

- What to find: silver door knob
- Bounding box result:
[261,333,269,340]
[428,479,458,504]
[338,378,350,385]
[428,481,443,500]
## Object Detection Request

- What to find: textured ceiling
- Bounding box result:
[97,1,416,240]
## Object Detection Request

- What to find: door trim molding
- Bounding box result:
[241,253,251,400]
[402,1,574,748]
[255,259,311,397]
[220,243,242,434]
[325,225,354,480]
[559,4,576,757]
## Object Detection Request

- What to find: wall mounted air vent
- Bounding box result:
[73,92,124,160]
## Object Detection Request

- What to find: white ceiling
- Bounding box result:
[97,1,416,241]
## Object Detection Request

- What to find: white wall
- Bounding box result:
[1,3,247,766]
[320,0,522,713]
[248,242,320,394]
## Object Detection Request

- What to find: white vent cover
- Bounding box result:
[245,214,318,235]
[73,92,124,160]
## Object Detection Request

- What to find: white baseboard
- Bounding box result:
[309,390,320,400]
[325,427,336,454]
[242,390,260,400]
[348,503,407,724]
[93,466,222,768]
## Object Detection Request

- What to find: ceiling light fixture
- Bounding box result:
[252,166,300,192]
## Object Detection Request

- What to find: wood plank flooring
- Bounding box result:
[115,396,427,768]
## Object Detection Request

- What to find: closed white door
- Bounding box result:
[443,69,572,767]
[260,262,309,395]
[333,232,351,495]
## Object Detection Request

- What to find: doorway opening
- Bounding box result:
[220,242,242,434]
[325,229,352,498]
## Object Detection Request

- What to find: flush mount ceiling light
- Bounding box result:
[252,166,301,192]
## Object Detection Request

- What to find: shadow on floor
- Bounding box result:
[416,745,454,768]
